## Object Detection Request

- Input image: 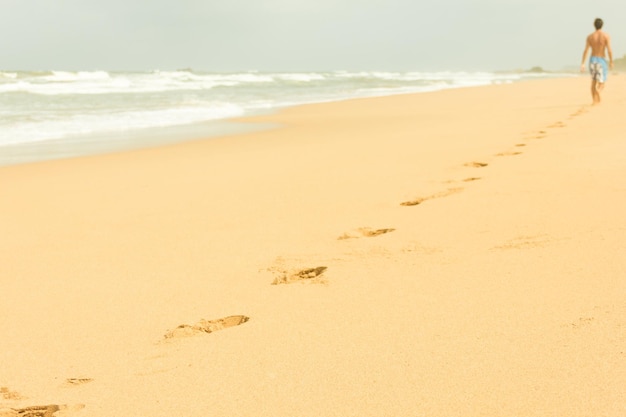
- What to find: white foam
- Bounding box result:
[0,71,256,96]
[0,81,31,93]
[41,71,111,82]
[276,73,327,82]
[0,103,245,146]
[0,72,18,79]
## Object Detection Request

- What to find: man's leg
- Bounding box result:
[591,80,601,104]
[596,81,605,104]
[595,63,608,104]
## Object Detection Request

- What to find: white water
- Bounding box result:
[0,69,576,164]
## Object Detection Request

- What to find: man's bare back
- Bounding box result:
[586,30,612,59]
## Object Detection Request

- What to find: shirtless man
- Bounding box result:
[581,18,614,104]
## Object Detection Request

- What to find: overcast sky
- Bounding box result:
[1,0,624,72]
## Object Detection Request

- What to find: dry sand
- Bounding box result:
[1,76,625,416]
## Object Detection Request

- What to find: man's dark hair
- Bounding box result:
[594,18,603,30]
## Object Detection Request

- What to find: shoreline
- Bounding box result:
[0,117,276,168]
[2,76,625,417]
[0,74,580,168]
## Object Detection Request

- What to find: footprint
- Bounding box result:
[63,379,93,387]
[515,143,526,147]
[558,303,626,360]
[164,315,250,339]
[570,107,587,117]
[495,151,522,157]
[525,130,548,140]
[462,177,481,182]
[0,388,24,401]
[338,227,395,240]
[464,162,488,168]
[568,317,595,329]
[0,404,85,417]
[270,266,328,285]
[492,234,553,250]
[400,198,426,207]
[5,405,60,417]
[548,121,566,128]
[401,187,463,206]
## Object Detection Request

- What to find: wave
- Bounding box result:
[0,71,300,96]
[0,73,225,96]
[0,69,576,96]
[44,70,112,82]
[0,69,579,149]
[0,72,18,79]
[0,102,245,146]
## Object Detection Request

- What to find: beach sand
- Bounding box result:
[1,76,625,416]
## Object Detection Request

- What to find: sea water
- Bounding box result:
[0,69,574,166]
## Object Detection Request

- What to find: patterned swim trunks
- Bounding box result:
[589,56,608,83]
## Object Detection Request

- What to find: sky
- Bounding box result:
[1,0,625,72]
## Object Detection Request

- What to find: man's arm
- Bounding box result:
[581,37,591,72]
[606,34,614,69]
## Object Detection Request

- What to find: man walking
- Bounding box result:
[581,18,614,104]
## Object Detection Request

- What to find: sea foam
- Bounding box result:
[0,69,576,151]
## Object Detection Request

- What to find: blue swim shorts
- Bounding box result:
[589,56,608,83]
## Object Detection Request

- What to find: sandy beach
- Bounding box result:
[1,76,625,416]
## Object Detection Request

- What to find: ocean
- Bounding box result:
[0,69,575,166]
